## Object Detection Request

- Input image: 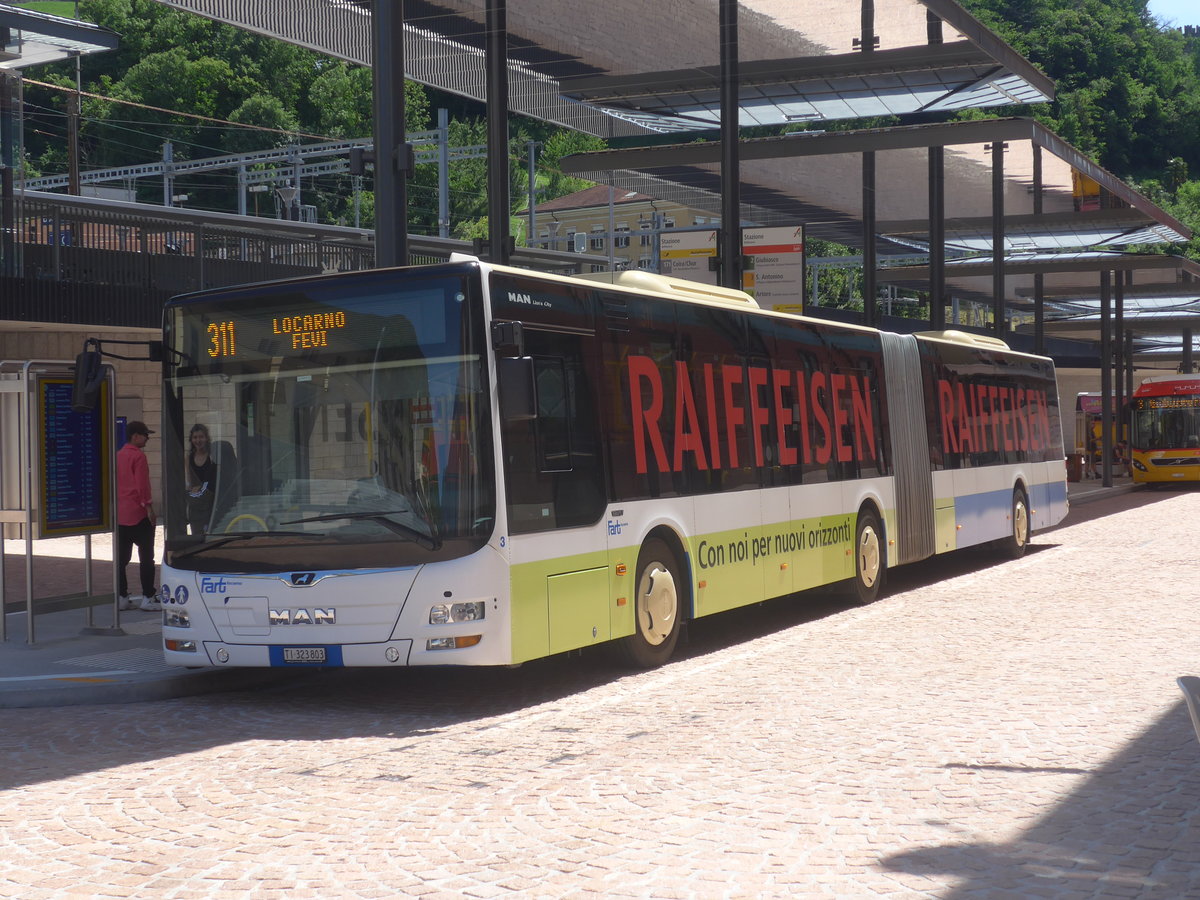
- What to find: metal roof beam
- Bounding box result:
[562,42,1012,102]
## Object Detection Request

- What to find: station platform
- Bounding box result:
[0,476,1138,708]
[0,530,288,707]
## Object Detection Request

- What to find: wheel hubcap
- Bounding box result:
[858,526,881,588]
[637,562,677,646]
[1014,500,1028,546]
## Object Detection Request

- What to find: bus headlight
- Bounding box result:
[1132,459,1147,472]
[429,601,485,624]
[164,638,197,652]
[164,608,191,628]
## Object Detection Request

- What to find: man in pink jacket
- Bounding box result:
[117,421,160,611]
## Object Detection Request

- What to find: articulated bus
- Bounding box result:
[158,257,1068,670]
[1129,374,1200,485]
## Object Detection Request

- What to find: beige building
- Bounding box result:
[530,186,718,273]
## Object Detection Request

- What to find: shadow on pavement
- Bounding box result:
[881,704,1200,897]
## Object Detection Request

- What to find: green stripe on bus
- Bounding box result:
[508,509,885,662]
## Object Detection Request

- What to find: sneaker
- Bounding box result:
[118,595,139,611]
[140,596,162,612]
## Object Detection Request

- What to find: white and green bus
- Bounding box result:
[158,257,1068,669]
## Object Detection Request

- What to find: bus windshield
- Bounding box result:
[1132,397,1200,451]
[162,269,494,573]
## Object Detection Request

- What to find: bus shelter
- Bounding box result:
[0,359,122,644]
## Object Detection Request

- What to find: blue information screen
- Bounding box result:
[38,377,111,536]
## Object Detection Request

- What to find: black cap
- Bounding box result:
[127,420,155,437]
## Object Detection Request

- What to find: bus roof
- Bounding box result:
[472,257,1055,361]
[574,269,759,309]
[1134,374,1200,397]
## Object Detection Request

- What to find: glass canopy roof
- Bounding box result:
[153,0,1053,135]
[559,119,1191,253]
[0,6,118,70]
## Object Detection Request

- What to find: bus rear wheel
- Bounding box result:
[845,509,885,605]
[616,538,682,668]
[997,488,1030,559]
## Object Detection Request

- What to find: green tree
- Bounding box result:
[960,0,1200,178]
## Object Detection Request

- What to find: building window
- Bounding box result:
[614,224,630,248]
[638,256,653,270]
[589,263,607,273]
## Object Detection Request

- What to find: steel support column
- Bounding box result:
[1125,273,1135,400]
[1114,274,1124,442]
[719,0,741,291]
[485,0,511,265]
[928,146,945,330]
[372,0,408,267]
[1185,327,1195,374]
[863,151,877,326]
[991,140,1005,335]
[1033,145,1044,354]
[1125,329,1134,403]
[0,74,15,279]
[1100,270,1112,487]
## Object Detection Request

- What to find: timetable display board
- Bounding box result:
[37,376,112,537]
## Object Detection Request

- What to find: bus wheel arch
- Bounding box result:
[845,501,886,606]
[615,528,689,668]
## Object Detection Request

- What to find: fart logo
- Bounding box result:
[200,576,239,594]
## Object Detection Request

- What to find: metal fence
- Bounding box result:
[2,191,582,329]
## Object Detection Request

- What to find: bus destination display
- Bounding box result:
[205,311,351,358]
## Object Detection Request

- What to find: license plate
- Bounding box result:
[282,647,326,664]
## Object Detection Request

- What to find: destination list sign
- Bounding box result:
[39,378,109,536]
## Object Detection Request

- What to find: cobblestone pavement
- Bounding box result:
[1,490,1198,899]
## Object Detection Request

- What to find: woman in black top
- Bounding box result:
[185,423,217,534]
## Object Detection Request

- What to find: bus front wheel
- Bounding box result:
[616,538,682,668]
[846,509,885,605]
[997,488,1030,559]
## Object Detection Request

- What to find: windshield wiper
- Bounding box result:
[169,530,318,560]
[281,511,443,550]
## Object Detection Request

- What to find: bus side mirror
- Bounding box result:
[491,320,524,358]
[70,350,105,412]
[497,357,536,422]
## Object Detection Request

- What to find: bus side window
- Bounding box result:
[534,356,571,472]
[503,330,605,533]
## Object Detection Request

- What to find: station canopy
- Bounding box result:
[147,0,1196,358]
[879,250,1200,358]
[0,5,118,70]
[152,0,1054,135]
[559,118,1190,254]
